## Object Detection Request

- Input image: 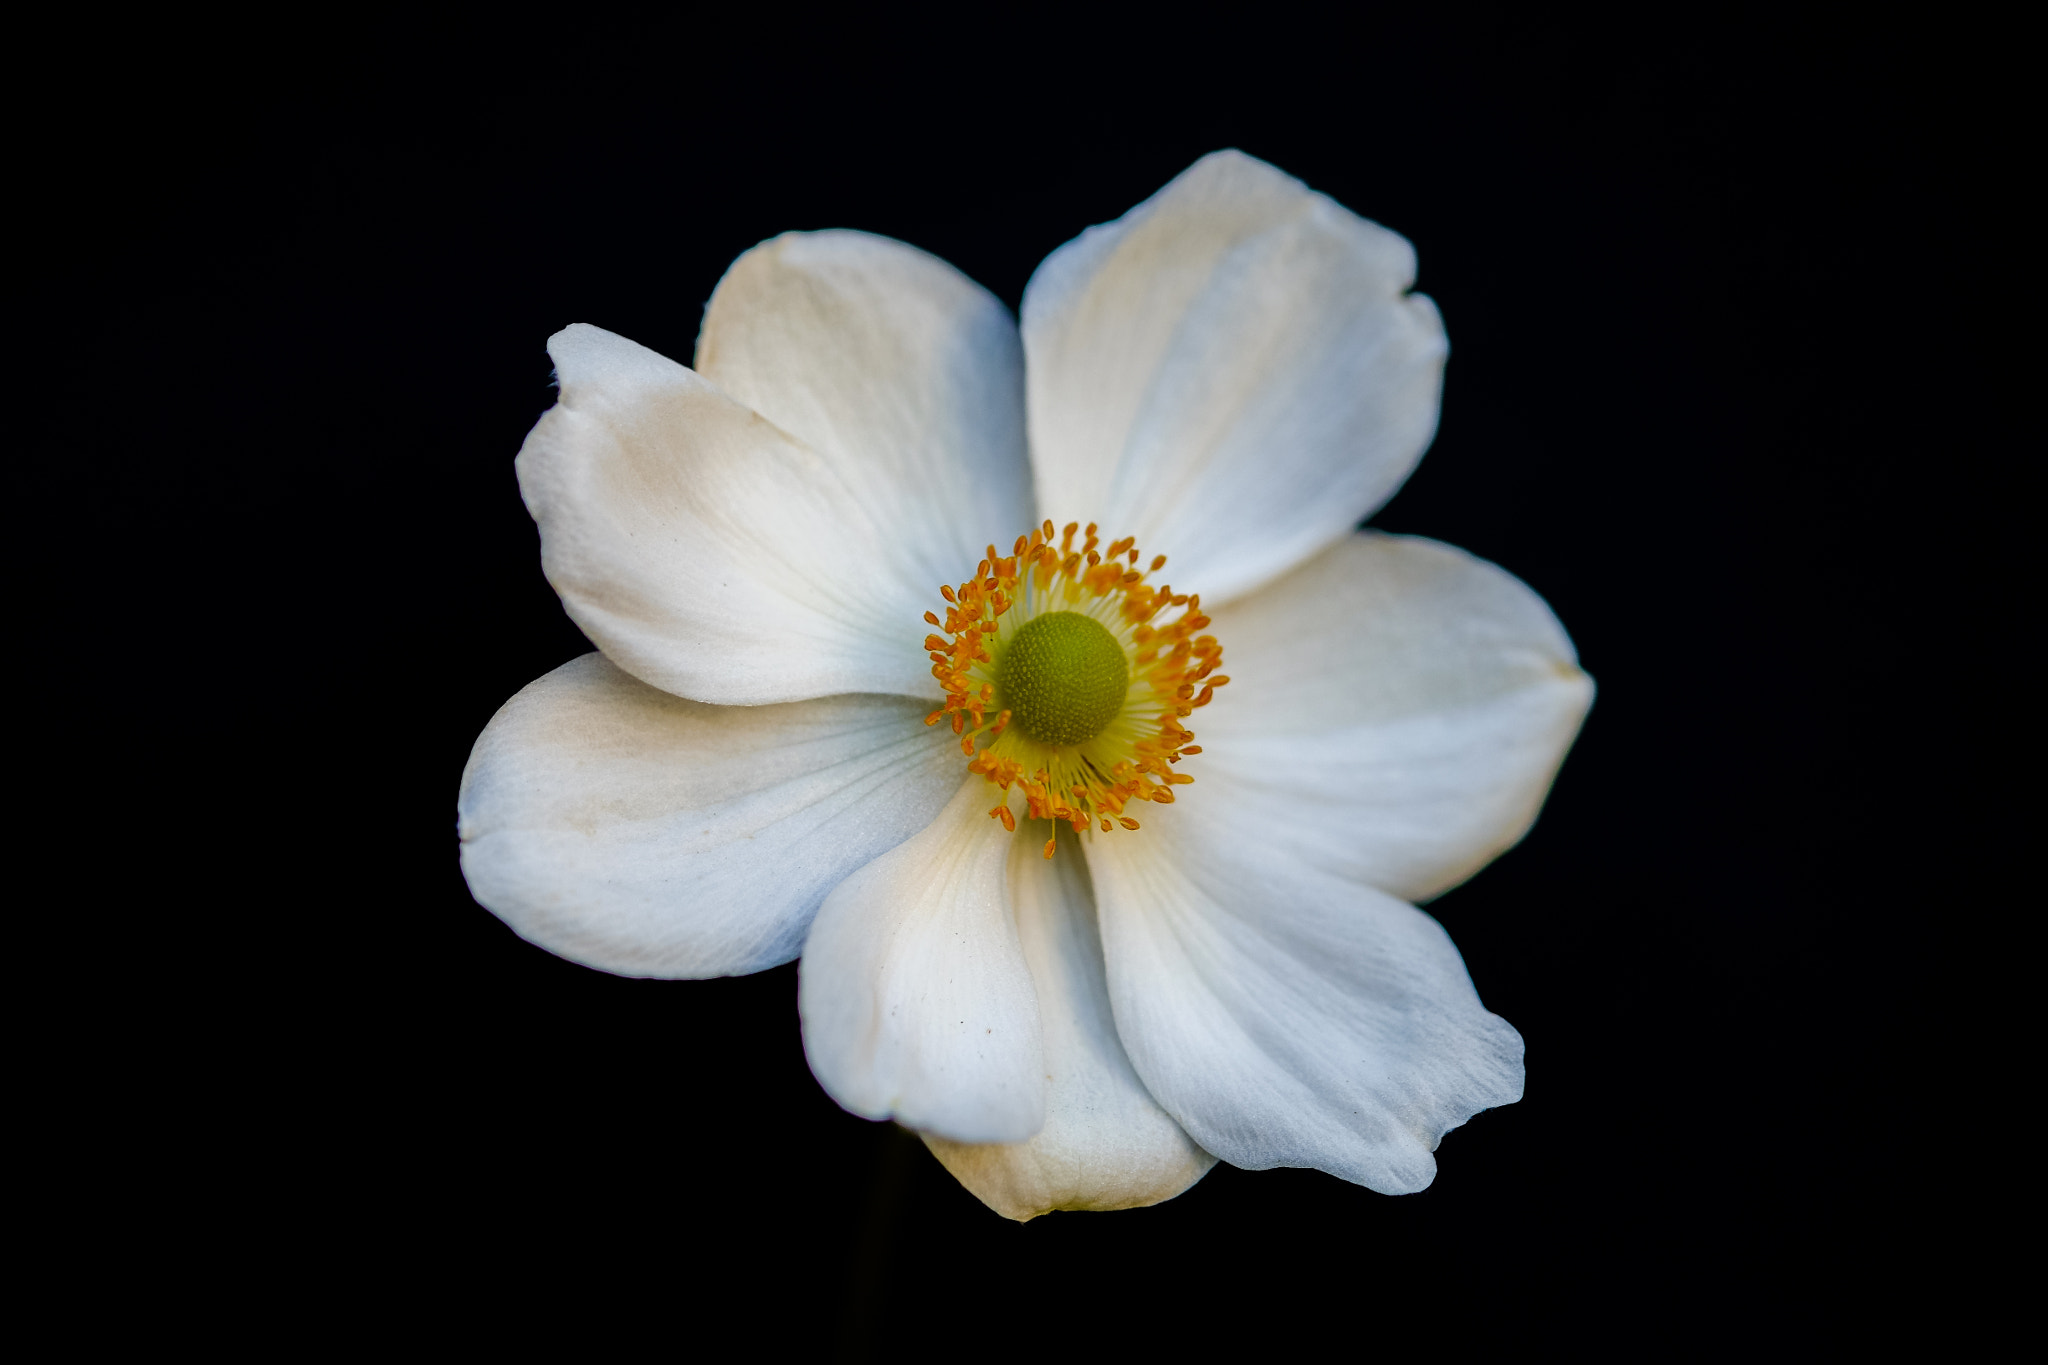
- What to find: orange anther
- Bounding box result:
[925,710,944,726]
[927,521,1219,847]
[940,584,957,603]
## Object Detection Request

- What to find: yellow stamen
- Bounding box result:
[920,522,1226,855]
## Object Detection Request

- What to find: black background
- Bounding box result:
[26,7,1993,1353]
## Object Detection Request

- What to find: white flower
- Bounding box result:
[457,150,1593,1220]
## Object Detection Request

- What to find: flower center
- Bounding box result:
[995,611,1129,747]
[922,520,1229,857]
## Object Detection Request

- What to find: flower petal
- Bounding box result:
[517,312,1017,705]
[1022,149,1447,605]
[696,230,1034,592]
[799,782,1045,1143]
[1196,532,1594,903]
[1086,819,1524,1194]
[922,833,1216,1220]
[457,653,960,978]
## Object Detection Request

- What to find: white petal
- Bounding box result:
[799,782,1045,1143]
[1197,532,1594,903]
[696,230,1034,596]
[457,653,960,978]
[1087,819,1523,1194]
[517,314,1015,705]
[922,834,1216,1220]
[1022,149,1447,606]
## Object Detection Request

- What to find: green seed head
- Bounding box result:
[996,611,1129,748]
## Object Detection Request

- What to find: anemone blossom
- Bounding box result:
[457,150,1593,1219]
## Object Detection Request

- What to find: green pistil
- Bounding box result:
[996,611,1129,748]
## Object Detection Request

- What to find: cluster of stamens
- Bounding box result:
[923,519,1228,857]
